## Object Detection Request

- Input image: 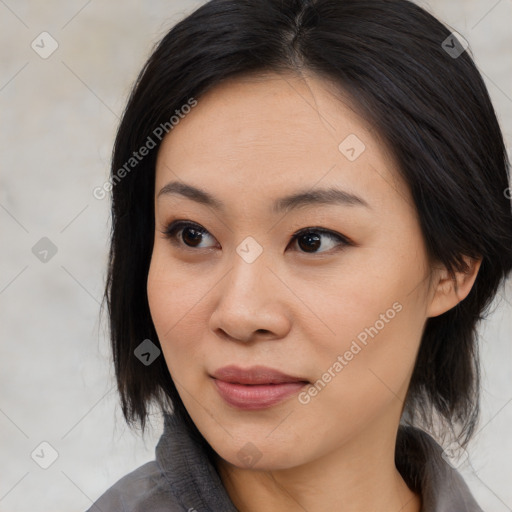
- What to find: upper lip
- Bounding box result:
[211,365,309,385]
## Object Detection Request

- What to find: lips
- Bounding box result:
[210,365,309,410]
[211,365,309,385]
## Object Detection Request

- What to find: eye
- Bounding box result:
[289,227,351,254]
[161,220,218,250]
[160,221,352,254]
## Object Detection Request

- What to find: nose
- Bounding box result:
[208,250,292,344]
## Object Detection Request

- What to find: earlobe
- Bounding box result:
[426,256,482,318]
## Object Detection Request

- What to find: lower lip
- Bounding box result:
[212,378,308,410]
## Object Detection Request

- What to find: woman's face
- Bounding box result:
[147,72,438,470]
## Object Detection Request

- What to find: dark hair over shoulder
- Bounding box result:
[102,0,512,446]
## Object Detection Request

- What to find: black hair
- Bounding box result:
[103,0,512,452]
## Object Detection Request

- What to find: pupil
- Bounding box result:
[298,233,320,252]
[183,227,203,247]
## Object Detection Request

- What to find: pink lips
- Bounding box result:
[210,365,309,410]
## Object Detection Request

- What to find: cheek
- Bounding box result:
[305,247,426,358]
[293,302,423,449]
[298,245,427,415]
[307,294,421,396]
[146,250,207,373]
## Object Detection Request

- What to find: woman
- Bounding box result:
[88,0,512,510]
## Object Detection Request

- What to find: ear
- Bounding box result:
[426,256,482,318]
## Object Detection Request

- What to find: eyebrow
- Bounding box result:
[157,181,370,214]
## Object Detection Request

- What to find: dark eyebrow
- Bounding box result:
[157,181,370,214]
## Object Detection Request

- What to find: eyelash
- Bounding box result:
[160,220,352,255]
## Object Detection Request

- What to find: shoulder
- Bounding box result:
[397,426,483,512]
[85,460,186,512]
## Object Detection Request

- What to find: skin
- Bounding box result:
[147,71,481,511]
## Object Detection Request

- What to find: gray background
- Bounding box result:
[1,1,511,510]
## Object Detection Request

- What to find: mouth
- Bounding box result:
[210,365,310,410]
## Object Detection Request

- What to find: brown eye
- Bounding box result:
[290,228,350,254]
[181,226,204,247]
[161,221,217,249]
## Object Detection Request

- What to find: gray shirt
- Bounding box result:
[86,412,484,511]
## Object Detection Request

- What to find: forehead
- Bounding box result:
[154,71,411,213]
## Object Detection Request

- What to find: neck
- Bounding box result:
[214,421,421,512]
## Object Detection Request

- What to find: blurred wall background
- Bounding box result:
[1,1,511,510]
